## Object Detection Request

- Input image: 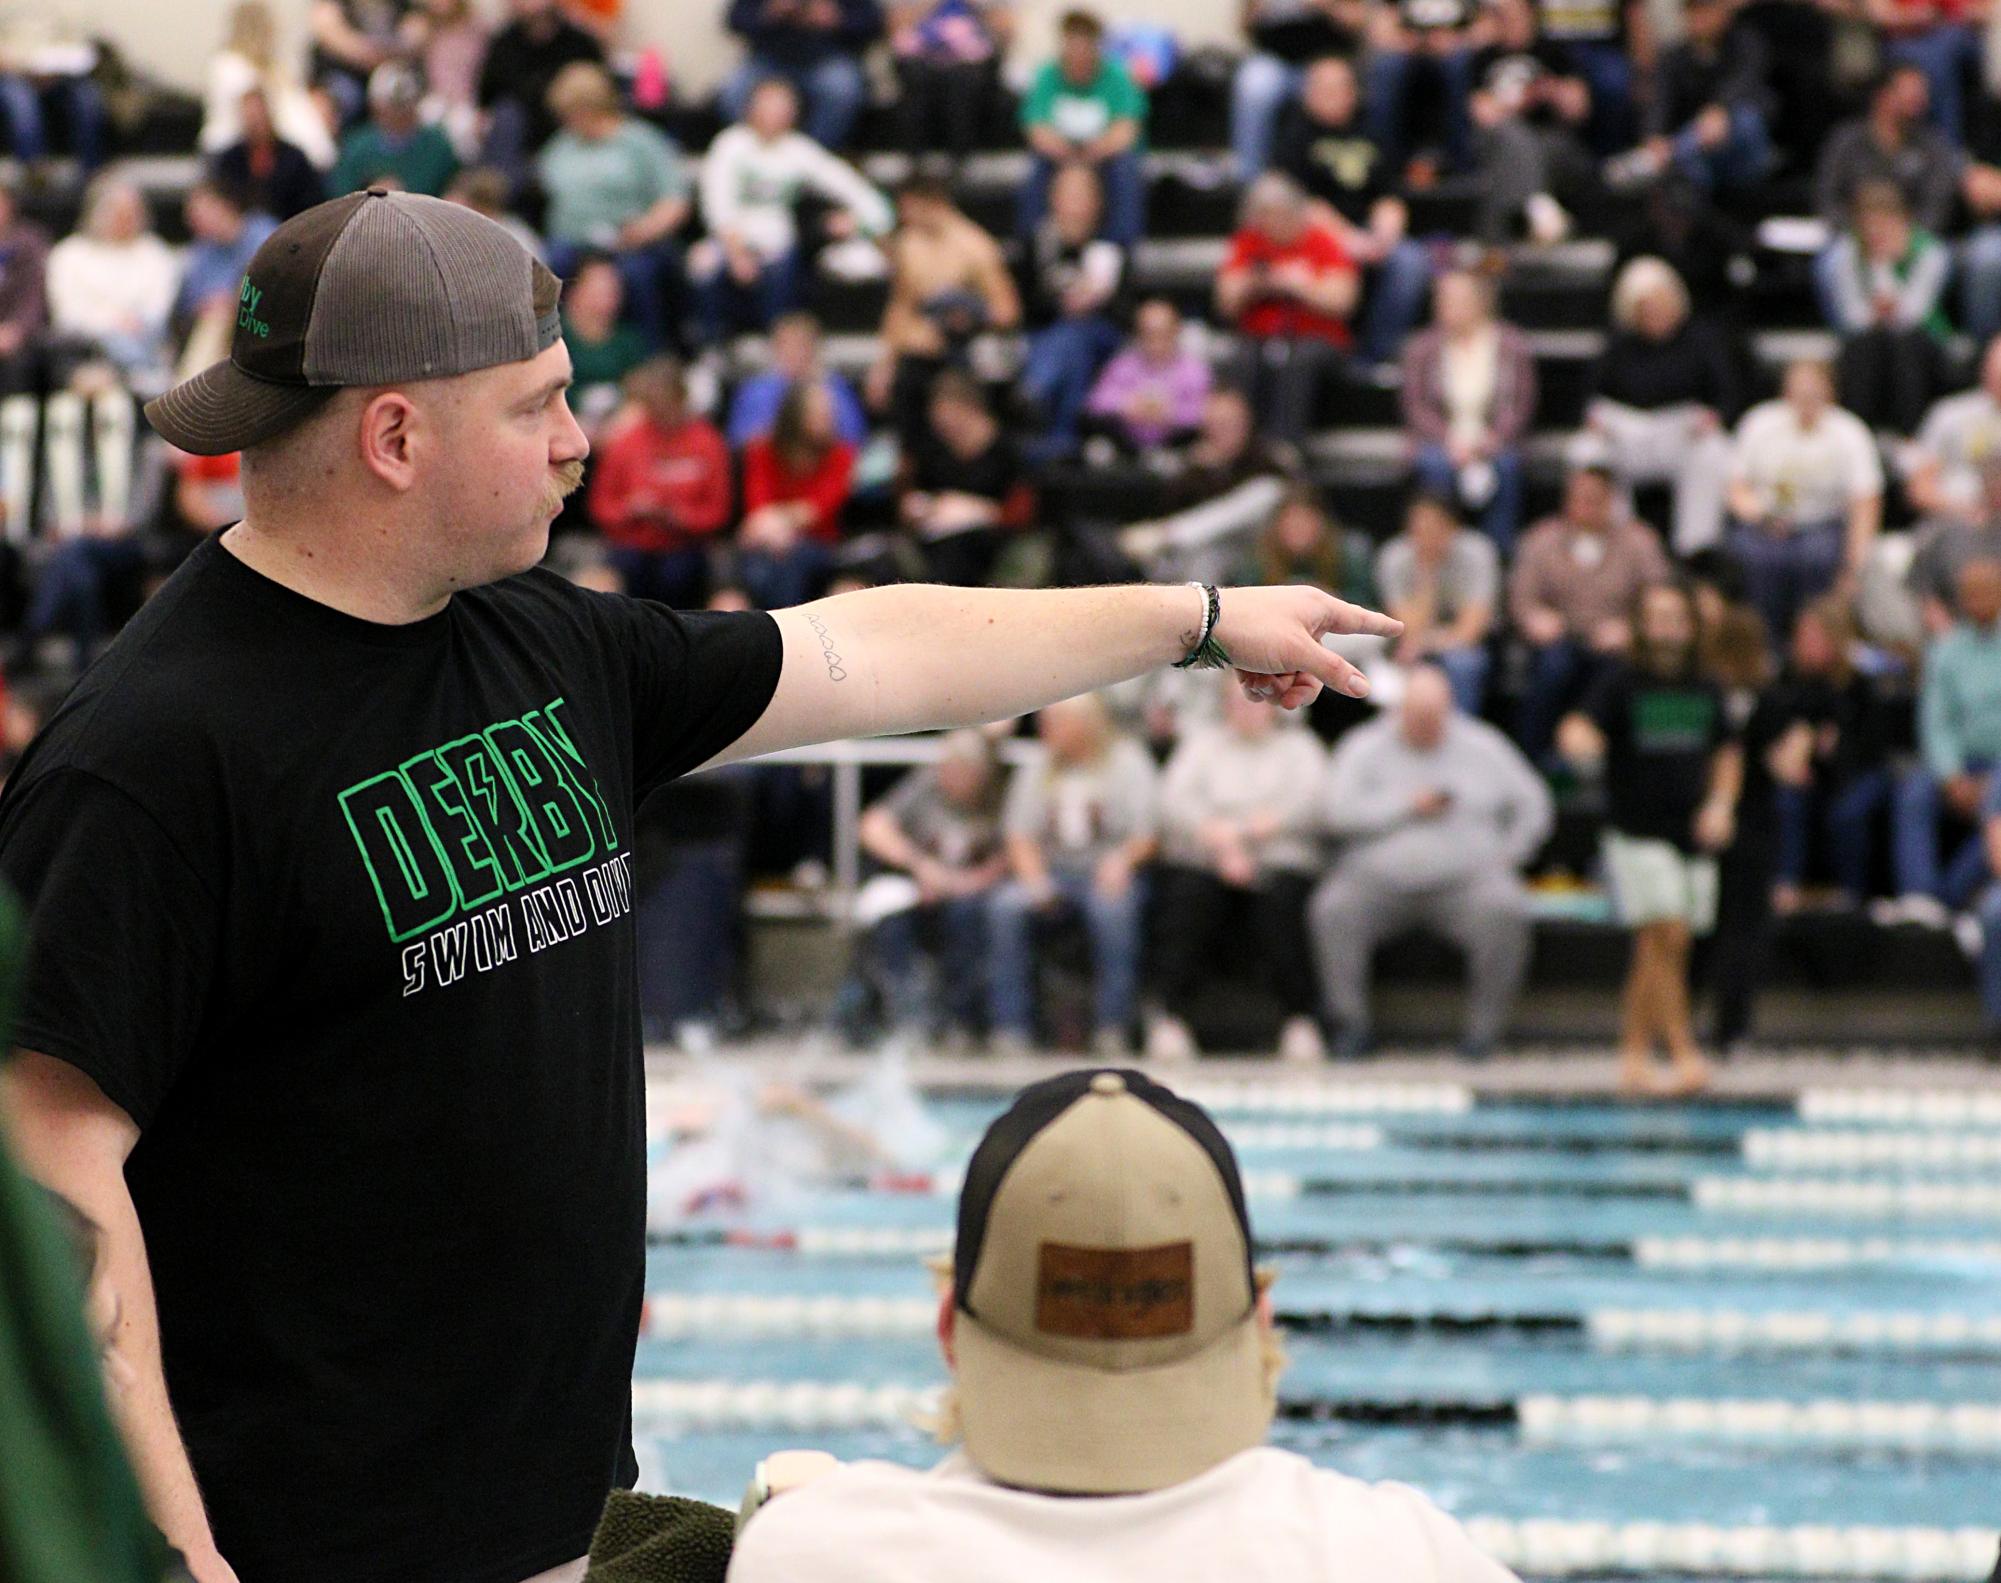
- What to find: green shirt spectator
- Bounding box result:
[537,118,690,248]
[565,312,650,392]
[329,121,461,198]
[1020,53,1147,151]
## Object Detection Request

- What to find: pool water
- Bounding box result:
[634,1082,2001,1545]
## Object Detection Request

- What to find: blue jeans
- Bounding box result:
[1022,315,1123,454]
[24,534,144,656]
[1961,226,2001,344]
[1516,639,1612,767]
[1893,761,1994,903]
[692,248,802,345]
[1556,39,1636,155]
[1886,23,1981,142]
[1413,441,1524,556]
[1670,104,1772,194]
[1018,150,1146,247]
[1358,238,1435,367]
[719,53,868,150]
[1974,883,2001,1027]
[1366,46,1476,168]
[0,72,106,166]
[1774,768,1894,899]
[607,545,710,608]
[872,894,989,1031]
[1727,518,1845,649]
[1232,53,1303,180]
[736,539,833,610]
[1431,644,1490,715]
[986,866,1148,1039]
[546,236,685,352]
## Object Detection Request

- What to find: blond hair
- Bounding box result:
[225,0,277,70]
[1609,256,1689,333]
[546,61,621,122]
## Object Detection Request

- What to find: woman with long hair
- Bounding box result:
[1560,582,1743,1094]
[738,380,857,610]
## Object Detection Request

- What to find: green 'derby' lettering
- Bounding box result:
[339,696,619,942]
[237,277,270,339]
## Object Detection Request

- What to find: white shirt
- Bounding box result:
[200,50,340,169]
[46,232,180,344]
[699,126,894,262]
[728,1447,1521,1583]
[1911,388,2001,514]
[1729,398,1882,528]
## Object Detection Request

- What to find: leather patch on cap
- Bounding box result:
[1035,1241,1194,1339]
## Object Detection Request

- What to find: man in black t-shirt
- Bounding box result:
[476,0,606,189]
[1270,55,1432,363]
[0,189,1398,1583]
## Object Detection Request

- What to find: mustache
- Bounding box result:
[550,460,586,498]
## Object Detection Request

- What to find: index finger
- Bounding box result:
[1289,634,1374,699]
[1314,593,1403,640]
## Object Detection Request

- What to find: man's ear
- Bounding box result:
[356,388,421,491]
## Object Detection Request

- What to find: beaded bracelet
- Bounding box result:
[1173,581,1233,670]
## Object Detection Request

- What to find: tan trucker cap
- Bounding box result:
[144,188,562,455]
[950,1068,1274,1495]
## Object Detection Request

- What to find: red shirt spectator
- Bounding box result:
[588,363,732,554]
[1217,176,1358,348]
[740,381,857,544]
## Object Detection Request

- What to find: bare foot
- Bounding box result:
[1662,1053,1714,1098]
[1618,1051,1663,1099]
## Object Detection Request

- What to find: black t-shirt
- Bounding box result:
[1272,106,1388,228]
[912,429,1024,504]
[0,534,782,1583]
[478,18,607,148]
[1021,225,1128,327]
[1472,41,1575,125]
[1583,663,1730,849]
[1247,1,1360,63]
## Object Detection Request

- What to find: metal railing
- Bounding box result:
[723,735,1036,932]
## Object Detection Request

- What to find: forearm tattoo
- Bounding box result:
[805,613,847,682]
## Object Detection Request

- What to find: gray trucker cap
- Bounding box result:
[145,188,563,456]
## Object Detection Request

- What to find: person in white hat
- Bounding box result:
[727,1068,1520,1583]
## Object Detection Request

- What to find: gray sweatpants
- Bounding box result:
[1308,865,1534,1047]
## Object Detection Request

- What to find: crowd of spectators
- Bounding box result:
[15,0,2001,1060]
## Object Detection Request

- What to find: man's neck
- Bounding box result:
[222,517,450,626]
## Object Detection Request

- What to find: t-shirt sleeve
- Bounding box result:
[0,768,222,1130]
[1580,666,1626,736]
[1021,64,1058,128]
[587,596,785,796]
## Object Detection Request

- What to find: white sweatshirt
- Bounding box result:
[729,1447,1523,1583]
[698,125,893,262]
[47,233,180,346]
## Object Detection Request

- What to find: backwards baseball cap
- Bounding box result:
[144,189,562,456]
[950,1068,1273,1495]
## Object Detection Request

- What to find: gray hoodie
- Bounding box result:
[1322,711,1553,890]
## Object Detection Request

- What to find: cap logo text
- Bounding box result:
[1035,1241,1194,1340]
[238,277,269,339]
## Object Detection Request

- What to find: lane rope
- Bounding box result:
[1694,1178,2001,1217]
[632,1378,2001,1452]
[1744,1129,2001,1170]
[638,1296,2001,1352]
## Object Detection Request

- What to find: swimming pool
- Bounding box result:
[635,1070,2001,1578]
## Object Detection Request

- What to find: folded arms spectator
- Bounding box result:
[586,356,732,607]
